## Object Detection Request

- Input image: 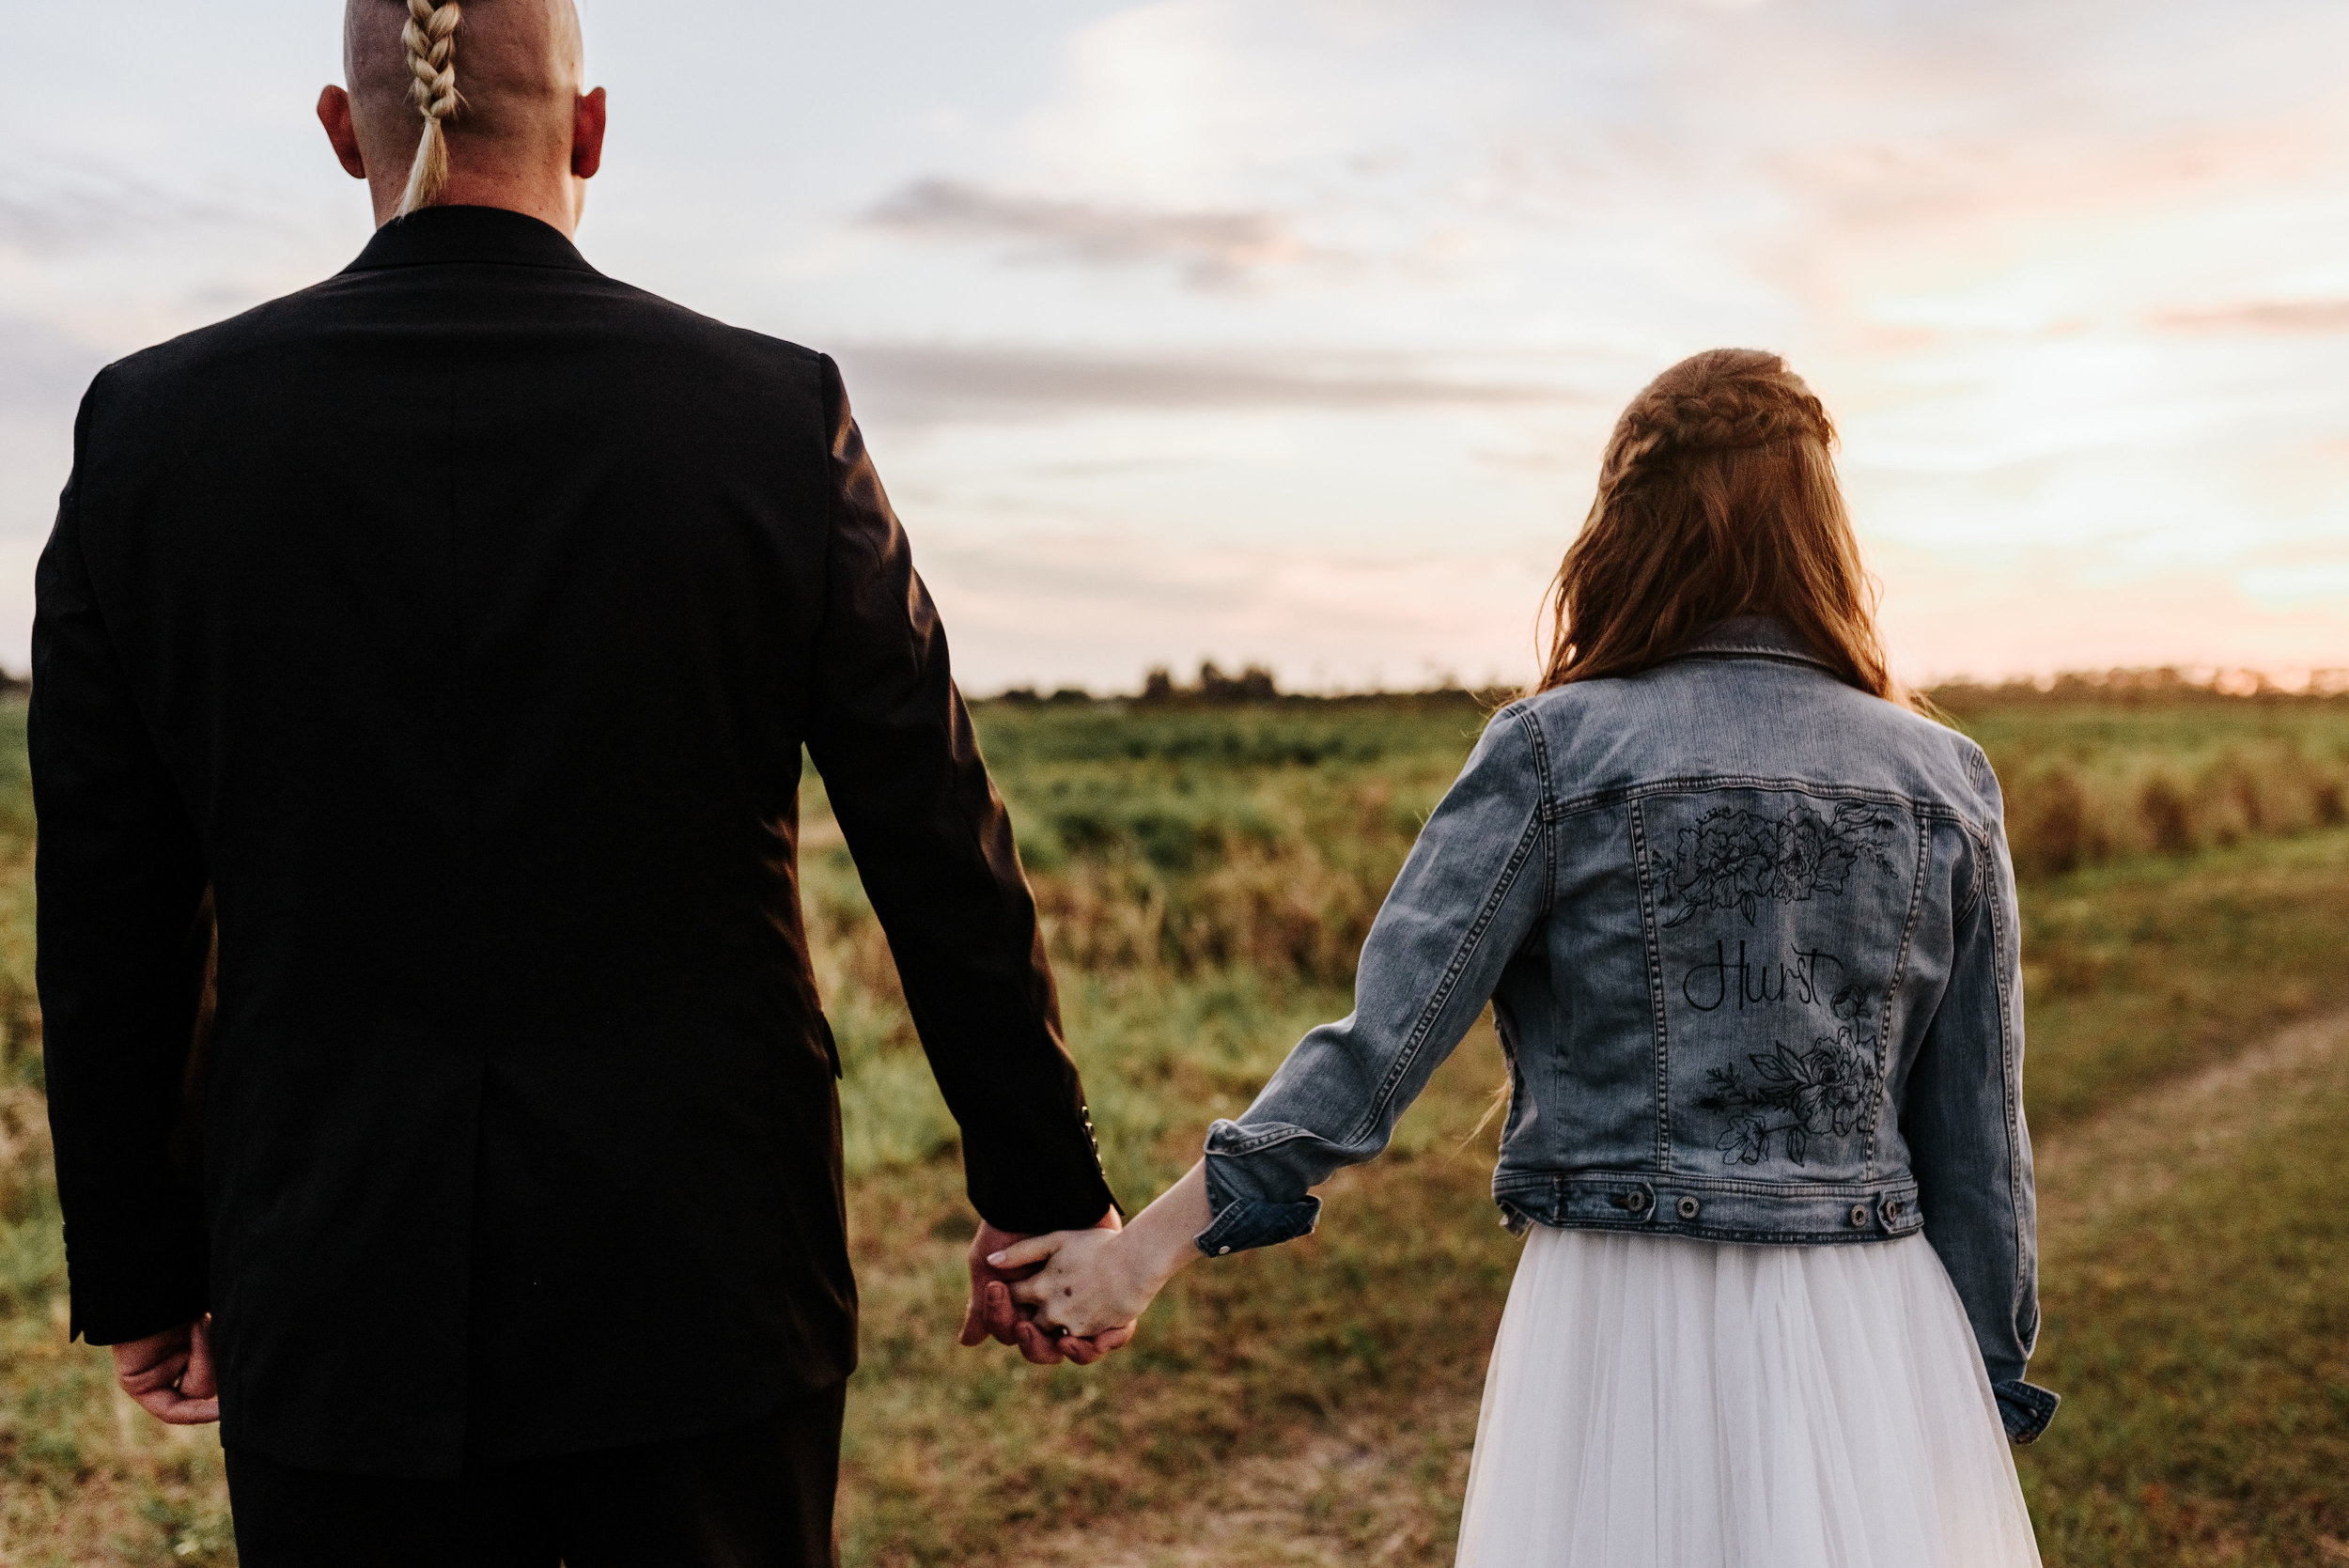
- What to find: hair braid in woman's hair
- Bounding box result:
[1595,360,1834,505]
[396,0,464,217]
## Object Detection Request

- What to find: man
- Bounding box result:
[35,2,1127,1561]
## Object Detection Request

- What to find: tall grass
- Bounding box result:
[1,681,2347,1562]
[1935,677,2349,878]
[795,685,2349,1183]
[1990,737,2347,879]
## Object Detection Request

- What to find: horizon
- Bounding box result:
[979,656,2349,702]
[6,0,2346,691]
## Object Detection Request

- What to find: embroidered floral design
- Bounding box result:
[1699,1027,1879,1166]
[1655,800,1899,928]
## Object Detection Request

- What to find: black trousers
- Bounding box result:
[223,1388,845,1568]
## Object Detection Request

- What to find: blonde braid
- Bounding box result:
[396,0,464,217]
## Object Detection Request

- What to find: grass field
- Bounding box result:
[2,682,2347,1565]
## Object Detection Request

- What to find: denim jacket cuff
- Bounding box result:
[1195,1147,1320,1256]
[1194,1193,1321,1257]
[1993,1379,2060,1444]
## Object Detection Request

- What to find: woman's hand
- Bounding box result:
[995,1226,1161,1340]
[959,1212,1134,1365]
[994,1160,1215,1341]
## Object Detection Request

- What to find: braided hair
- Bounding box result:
[396,0,464,216]
[1533,349,1912,710]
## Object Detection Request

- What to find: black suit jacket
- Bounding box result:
[33,206,1115,1477]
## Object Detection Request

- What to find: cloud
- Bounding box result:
[0,161,264,258]
[863,178,1315,288]
[0,316,109,419]
[910,529,1559,693]
[2152,300,2349,335]
[830,342,1590,427]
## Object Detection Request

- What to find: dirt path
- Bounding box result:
[1006,1011,2349,1568]
[2031,1008,2349,1245]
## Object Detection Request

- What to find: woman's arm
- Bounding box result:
[996,705,1558,1337]
[998,1161,1212,1339]
[1904,784,2058,1444]
[1193,705,1553,1254]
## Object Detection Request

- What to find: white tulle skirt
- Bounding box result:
[1455,1227,2041,1568]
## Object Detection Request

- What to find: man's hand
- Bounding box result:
[112,1316,219,1425]
[958,1209,1133,1366]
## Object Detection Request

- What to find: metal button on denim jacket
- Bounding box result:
[1197,617,2059,1442]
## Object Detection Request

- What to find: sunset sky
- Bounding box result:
[7,0,2346,691]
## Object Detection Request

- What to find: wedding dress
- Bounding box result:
[1452,1228,2044,1568]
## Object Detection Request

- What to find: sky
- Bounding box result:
[6,0,2347,692]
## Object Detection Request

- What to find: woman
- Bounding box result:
[997,349,2053,1567]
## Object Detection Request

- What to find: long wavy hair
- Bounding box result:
[1534,348,1916,711]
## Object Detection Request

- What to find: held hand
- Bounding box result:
[958,1210,1133,1366]
[997,1159,1214,1341]
[112,1315,220,1426]
[997,1227,1162,1342]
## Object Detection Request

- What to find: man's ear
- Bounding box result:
[318,85,368,179]
[571,86,607,179]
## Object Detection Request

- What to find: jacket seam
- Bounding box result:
[1548,776,1971,821]
[1208,1123,1321,1157]
[1986,871,2030,1345]
[1953,818,1990,924]
[1627,798,1673,1171]
[1865,806,1932,1173]
[1513,1218,1920,1246]
[1494,1170,1922,1198]
[1512,706,1559,910]
[1670,646,1836,672]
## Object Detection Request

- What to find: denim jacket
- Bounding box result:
[1197,617,2058,1443]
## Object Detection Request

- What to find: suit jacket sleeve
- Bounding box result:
[31,373,212,1344]
[802,354,1116,1234]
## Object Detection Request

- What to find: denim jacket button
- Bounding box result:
[1849,1203,1872,1228]
[1675,1196,1700,1220]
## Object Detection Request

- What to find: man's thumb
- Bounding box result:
[181,1315,220,1399]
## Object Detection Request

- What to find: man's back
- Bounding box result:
[36,206,1115,1476]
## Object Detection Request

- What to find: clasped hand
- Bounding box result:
[960,1160,1211,1351]
[992,1225,1167,1341]
[956,1162,1213,1360]
[958,1211,1136,1366]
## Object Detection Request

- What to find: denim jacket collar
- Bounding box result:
[1674,615,1837,674]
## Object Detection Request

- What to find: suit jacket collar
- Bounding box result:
[344,205,599,275]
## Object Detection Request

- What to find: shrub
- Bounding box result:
[2138,774,2196,856]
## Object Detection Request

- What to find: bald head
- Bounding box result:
[319,0,605,234]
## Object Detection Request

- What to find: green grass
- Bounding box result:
[2017,1021,2349,1565]
[2020,831,2349,1128]
[1,690,2347,1563]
